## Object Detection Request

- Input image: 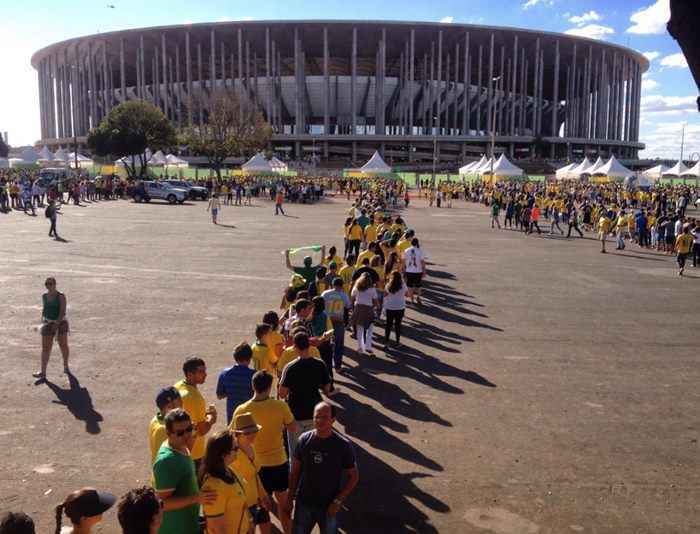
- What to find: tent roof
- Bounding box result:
[475,157,494,175]
[582,156,605,175]
[642,164,669,178]
[592,156,633,178]
[38,146,54,161]
[53,148,67,161]
[66,152,92,162]
[20,147,39,163]
[482,154,523,176]
[681,160,700,177]
[242,152,273,172]
[359,151,392,173]
[568,157,592,179]
[459,155,485,174]
[165,154,187,165]
[555,162,576,179]
[663,160,688,177]
[149,150,167,165]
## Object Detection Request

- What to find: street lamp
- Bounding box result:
[680,122,687,163]
[489,76,502,178]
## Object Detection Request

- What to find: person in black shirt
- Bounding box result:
[286,402,358,534]
[279,332,331,457]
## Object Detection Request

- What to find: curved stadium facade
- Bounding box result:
[31,20,648,164]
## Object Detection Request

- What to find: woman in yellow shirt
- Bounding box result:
[200,431,251,534]
[231,413,272,534]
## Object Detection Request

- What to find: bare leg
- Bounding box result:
[57,333,70,372]
[36,335,54,377]
[272,490,291,534]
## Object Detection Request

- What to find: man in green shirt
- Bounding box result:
[153,408,216,534]
[285,246,326,285]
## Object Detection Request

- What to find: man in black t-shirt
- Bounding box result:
[279,332,331,457]
[287,402,358,534]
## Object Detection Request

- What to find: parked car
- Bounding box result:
[132,181,188,204]
[164,179,209,200]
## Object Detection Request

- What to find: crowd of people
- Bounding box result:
[10,183,426,534]
[463,179,700,276]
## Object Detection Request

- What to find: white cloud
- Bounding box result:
[440,16,454,24]
[642,51,660,62]
[626,0,670,35]
[642,78,659,91]
[660,53,688,69]
[641,94,697,113]
[564,24,615,41]
[522,0,554,9]
[241,16,254,21]
[217,16,231,22]
[569,10,601,26]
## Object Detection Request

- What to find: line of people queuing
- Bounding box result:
[18,188,427,534]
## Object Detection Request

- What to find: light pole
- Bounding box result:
[70,65,79,174]
[680,122,686,163]
[431,115,438,187]
[489,76,502,179]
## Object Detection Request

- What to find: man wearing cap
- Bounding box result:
[287,402,358,534]
[233,371,296,534]
[149,387,182,464]
[231,412,273,533]
[154,408,216,534]
[321,278,351,373]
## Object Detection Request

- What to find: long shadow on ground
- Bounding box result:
[45,372,103,434]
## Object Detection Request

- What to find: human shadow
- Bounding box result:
[608,252,667,262]
[282,214,300,219]
[425,268,456,280]
[53,236,70,243]
[412,302,503,332]
[44,372,103,434]
[338,441,447,533]
[216,223,237,229]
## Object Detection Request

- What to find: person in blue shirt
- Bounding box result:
[216,342,256,424]
[635,210,648,248]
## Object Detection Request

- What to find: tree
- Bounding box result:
[0,136,8,158]
[181,90,273,180]
[87,100,177,179]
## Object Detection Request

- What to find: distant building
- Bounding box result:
[32,20,648,162]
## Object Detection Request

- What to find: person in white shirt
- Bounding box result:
[350,273,379,355]
[383,271,407,346]
[402,238,427,305]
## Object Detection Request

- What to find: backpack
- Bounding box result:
[44,206,52,218]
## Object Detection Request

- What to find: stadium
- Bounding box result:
[31,20,648,165]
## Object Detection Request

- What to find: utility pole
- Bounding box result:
[489,76,502,178]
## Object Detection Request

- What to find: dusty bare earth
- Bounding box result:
[1,193,698,533]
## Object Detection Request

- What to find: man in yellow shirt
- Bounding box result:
[175,357,218,468]
[148,386,182,464]
[338,255,356,295]
[675,225,694,276]
[233,371,296,534]
[251,324,277,373]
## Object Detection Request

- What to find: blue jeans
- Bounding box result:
[332,321,345,369]
[293,504,338,534]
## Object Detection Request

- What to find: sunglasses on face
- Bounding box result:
[173,424,195,437]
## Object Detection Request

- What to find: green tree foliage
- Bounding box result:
[87,100,176,179]
[181,90,273,180]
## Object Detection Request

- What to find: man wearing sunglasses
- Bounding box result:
[153,408,216,534]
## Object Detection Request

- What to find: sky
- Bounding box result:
[0,0,697,159]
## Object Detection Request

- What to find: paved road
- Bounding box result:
[1,195,698,533]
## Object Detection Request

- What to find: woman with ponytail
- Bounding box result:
[55,488,115,534]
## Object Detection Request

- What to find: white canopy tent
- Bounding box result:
[680,161,700,178]
[663,160,688,177]
[582,156,605,175]
[20,147,39,163]
[165,154,189,168]
[592,156,634,179]
[241,152,273,172]
[66,152,93,168]
[148,150,167,166]
[53,148,68,163]
[555,162,576,180]
[359,151,392,173]
[269,156,288,173]
[38,146,54,162]
[481,154,524,177]
[642,164,669,181]
[459,155,486,175]
[567,157,592,180]
[474,157,494,175]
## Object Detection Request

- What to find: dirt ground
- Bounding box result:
[1,193,698,534]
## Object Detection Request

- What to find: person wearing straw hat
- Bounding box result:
[232,413,273,534]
